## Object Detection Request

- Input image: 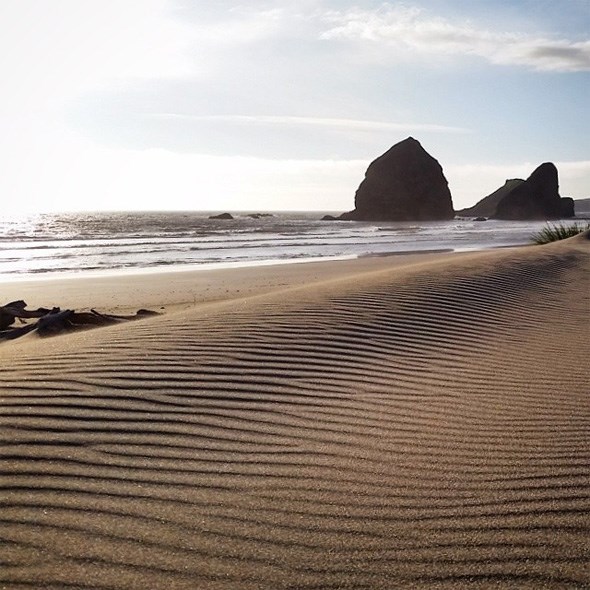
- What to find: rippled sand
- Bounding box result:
[1,234,589,589]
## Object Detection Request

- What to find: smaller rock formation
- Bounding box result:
[209,212,234,220]
[247,213,273,219]
[457,179,525,218]
[340,137,454,221]
[494,163,573,220]
[321,215,338,221]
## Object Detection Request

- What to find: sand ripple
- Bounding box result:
[1,238,589,589]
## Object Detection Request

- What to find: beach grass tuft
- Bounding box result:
[531,222,590,244]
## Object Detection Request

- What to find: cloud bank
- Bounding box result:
[319,5,590,72]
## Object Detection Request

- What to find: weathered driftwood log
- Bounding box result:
[0,301,159,341]
[0,323,38,340]
[0,300,52,330]
[89,308,159,322]
[36,310,76,337]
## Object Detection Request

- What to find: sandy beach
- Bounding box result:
[1,234,589,589]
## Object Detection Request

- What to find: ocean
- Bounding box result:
[0,211,571,281]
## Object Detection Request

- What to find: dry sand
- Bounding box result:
[0,235,589,589]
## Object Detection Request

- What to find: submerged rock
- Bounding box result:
[209,212,234,220]
[340,137,454,221]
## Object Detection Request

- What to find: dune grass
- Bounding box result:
[531,222,590,245]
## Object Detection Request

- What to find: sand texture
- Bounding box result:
[1,235,589,589]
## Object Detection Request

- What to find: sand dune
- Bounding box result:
[1,235,589,589]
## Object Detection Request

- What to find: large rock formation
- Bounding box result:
[457,179,525,218]
[340,137,454,221]
[494,163,573,220]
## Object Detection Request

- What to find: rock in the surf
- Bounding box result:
[209,212,234,220]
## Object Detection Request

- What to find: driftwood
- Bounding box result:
[0,300,52,330]
[0,301,159,341]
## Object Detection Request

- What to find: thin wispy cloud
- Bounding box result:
[319,5,590,72]
[149,114,469,134]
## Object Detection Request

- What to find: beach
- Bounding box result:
[1,234,589,588]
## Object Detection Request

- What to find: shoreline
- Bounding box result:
[0,253,360,285]
[0,249,472,315]
[0,243,484,286]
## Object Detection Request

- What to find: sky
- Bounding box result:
[0,0,588,214]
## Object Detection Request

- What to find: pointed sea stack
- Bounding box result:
[494,163,573,220]
[340,137,454,221]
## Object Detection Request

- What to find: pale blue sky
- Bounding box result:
[0,0,588,213]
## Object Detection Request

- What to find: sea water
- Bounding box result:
[0,211,571,280]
